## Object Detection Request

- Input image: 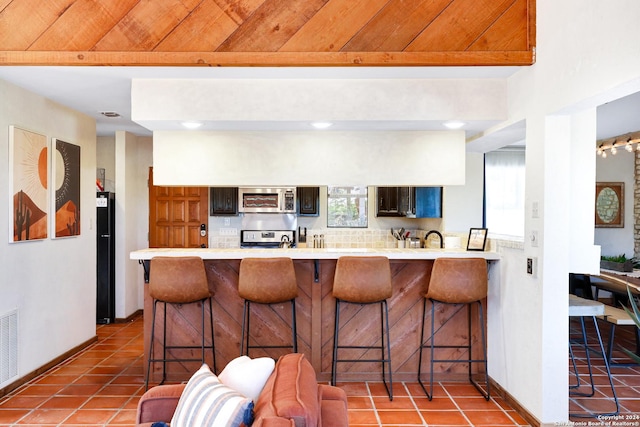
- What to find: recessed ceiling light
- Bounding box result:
[100,111,121,118]
[311,122,333,129]
[181,121,203,129]
[443,120,465,129]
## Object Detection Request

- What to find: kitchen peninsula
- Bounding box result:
[131,247,499,384]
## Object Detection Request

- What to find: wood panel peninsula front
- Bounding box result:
[130,248,500,383]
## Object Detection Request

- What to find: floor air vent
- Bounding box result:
[0,310,18,386]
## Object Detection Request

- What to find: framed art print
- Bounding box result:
[9,126,49,242]
[53,139,81,238]
[595,182,623,228]
[467,228,488,251]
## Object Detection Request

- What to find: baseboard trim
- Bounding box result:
[115,309,143,324]
[490,378,540,427]
[0,335,98,398]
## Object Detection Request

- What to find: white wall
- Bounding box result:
[444,151,485,233]
[96,136,116,192]
[133,78,507,128]
[152,131,466,187]
[97,134,152,319]
[0,79,97,387]
[595,152,635,258]
[489,0,640,424]
[131,137,153,312]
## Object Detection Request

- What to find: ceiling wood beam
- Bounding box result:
[0,0,535,67]
[0,50,534,67]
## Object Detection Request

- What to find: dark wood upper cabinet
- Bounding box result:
[209,187,238,216]
[297,187,320,216]
[376,186,442,218]
[377,187,401,217]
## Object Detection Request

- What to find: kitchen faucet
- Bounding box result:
[425,230,443,248]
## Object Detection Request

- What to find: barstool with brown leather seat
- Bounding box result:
[418,257,489,400]
[331,256,394,400]
[238,257,298,356]
[145,256,216,390]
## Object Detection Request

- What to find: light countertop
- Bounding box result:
[569,294,604,317]
[130,247,500,261]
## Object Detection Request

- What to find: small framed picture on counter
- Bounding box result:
[467,228,488,251]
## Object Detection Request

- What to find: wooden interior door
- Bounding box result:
[148,168,209,248]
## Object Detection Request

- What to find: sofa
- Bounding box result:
[136,353,349,427]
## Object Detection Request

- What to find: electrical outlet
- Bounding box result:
[527,257,537,277]
[219,228,237,236]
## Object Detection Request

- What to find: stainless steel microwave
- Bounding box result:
[238,187,296,214]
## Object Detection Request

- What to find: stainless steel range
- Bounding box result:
[241,229,295,248]
[240,213,297,248]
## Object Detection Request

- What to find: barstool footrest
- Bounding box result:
[160,345,212,350]
[145,295,216,391]
[241,298,298,357]
[418,298,490,401]
[331,256,393,401]
[245,345,295,350]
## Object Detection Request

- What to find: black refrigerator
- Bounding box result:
[96,192,115,324]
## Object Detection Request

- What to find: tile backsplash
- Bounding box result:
[209,227,469,249]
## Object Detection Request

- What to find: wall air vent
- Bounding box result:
[100,111,121,118]
[0,310,18,386]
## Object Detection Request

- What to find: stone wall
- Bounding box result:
[635,150,640,258]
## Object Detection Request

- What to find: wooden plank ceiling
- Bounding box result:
[0,0,535,66]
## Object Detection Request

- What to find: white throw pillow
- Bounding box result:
[219,356,276,401]
[171,364,253,427]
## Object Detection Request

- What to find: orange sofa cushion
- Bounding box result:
[252,353,319,427]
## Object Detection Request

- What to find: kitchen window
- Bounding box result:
[484,148,525,237]
[327,186,368,228]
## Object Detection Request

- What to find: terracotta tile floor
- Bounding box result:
[0,317,144,427]
[1,314,636,426]
[569,316,640,420]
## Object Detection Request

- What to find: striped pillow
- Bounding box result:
[171,364,254,427]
